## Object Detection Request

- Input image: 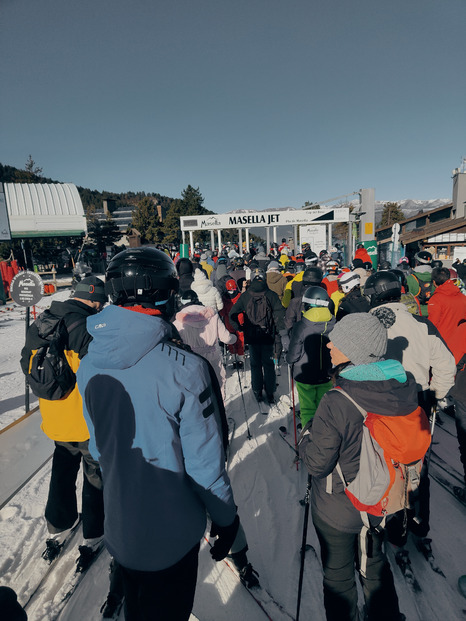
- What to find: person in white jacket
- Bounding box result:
[365,270,455,543]
[173,290,236,399]
[191,268,224,312]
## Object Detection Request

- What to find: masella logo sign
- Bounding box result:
[200,216,222,229]
[228,213,280,226]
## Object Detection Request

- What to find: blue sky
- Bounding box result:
[1,0,465,213]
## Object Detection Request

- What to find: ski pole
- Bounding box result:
[235,354,252,440]
[424,399,438,471]
[278,426,301,464]
[291,372,299,471]
[296,474,312,621]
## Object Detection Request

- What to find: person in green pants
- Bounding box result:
[286,286,335,426]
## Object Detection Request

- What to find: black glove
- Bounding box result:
[209,515,240,561]
[279,330,290,353]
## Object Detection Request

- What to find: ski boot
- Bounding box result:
[100,593,124,619]
[239,563,260,589]
[75,536,103,573]
[42,539,64,564]
[229,549,260,589]
[41,516,81,564]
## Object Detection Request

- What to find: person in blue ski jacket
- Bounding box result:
[77,248,241,621]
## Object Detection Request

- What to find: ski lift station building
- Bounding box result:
[0,183,87,241]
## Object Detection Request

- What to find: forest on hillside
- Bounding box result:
[0,161,239,264]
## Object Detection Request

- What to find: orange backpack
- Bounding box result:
[327,388,431,521]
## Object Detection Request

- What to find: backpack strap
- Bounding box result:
[410,273,422,298]
[325,388,387,532]
[325,387,368,493]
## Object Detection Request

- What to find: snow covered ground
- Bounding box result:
[1,286,466,620]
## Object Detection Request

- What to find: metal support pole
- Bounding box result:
[189,231,194,257]
[217,230,222,253]
[245,229,250,254]
[25,307,30,412]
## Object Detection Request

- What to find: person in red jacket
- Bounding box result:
[353,243,372,266]
[219,279,245,367]
[428,267,466,349]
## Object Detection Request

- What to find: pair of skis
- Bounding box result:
[24,518,104,620]
[203,536,293,620]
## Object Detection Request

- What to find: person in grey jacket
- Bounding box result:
[299,313,416,621]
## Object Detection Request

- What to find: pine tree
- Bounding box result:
[131,197,164,244]
[87,216,122,252]
[380,202,405,227]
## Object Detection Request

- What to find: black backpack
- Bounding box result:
[245,293,275,337]
[26,311,84,400]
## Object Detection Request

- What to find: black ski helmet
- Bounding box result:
[431,259,443,270]
[251,267,266,281]
[105,247,179,308]
[302,266,323,285]
[364,271,401,308]
[378,260,392,271]
[302,286,330,311]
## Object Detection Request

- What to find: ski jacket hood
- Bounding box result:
[433,278,463,297]
[191,270,224,311]
[286,313,335,384]
[370,302,455,398]
[248,278,268,293]
[214,263,228,280]
[336,359,417,417]
[86,305,173,370]
[175,304,216,328]
[302,307,333,323]
[176,258,193,276]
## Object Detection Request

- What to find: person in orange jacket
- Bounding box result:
[353,243,372,266]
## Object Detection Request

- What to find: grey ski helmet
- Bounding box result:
[302,286,330,311]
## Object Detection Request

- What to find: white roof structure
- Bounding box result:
[2,183,87,238]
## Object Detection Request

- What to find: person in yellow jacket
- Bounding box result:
[200,253,214,279]
[20,277,106,568]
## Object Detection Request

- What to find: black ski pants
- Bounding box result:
[45,440,104,539]
[120,542,200,621]
[249,342,276,397]
[313,512,401,621]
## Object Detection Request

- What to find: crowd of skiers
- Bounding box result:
[18,237,466,621]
